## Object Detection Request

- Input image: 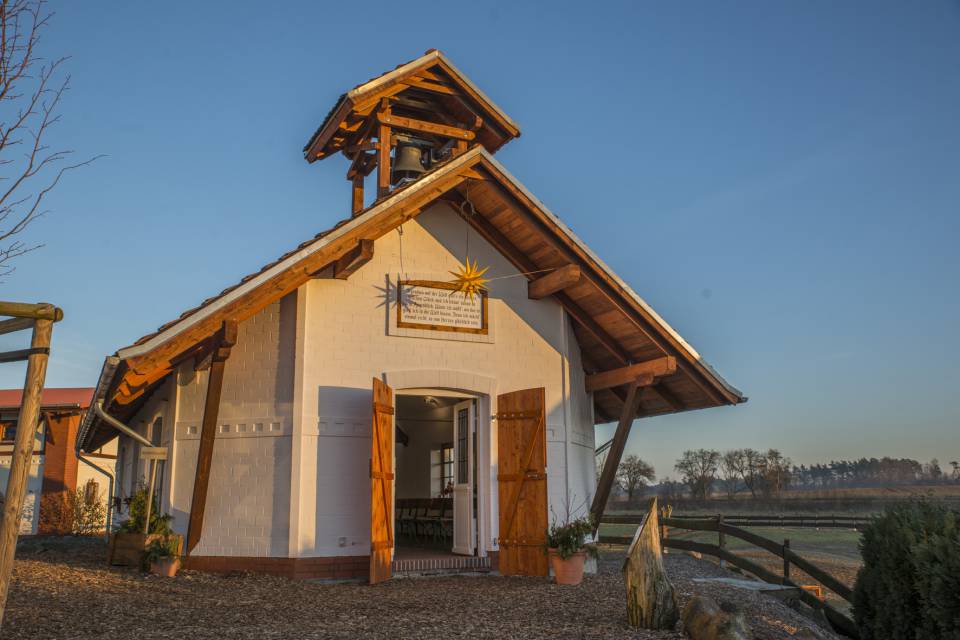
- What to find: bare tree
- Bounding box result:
[762,449,791,498]
[674,449,720,500]
[720,449,744,499]
[742,448,764,498]
[616,455,656,502]
[0,1,97,277]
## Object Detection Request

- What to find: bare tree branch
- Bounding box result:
[0,0,96,279]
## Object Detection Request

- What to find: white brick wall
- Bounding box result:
[121,201,596,561]
[293,202,596,558]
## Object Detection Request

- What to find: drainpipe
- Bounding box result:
[77,455,115,539]
[93,401,152,448]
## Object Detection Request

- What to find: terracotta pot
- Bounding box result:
[149,558,181,577]
[548,548,586,585]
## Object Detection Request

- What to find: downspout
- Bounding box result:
[92,401,152,448]
[77,454,115,538]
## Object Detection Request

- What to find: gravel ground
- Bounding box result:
[1,538,839,640]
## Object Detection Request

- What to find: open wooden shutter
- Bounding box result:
[496,387,548,577]
[370,377,394,584]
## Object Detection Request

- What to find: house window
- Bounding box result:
[0,421,15,442]
[457,407,468,484]
[430,445,454,496]
[1,416,44,447]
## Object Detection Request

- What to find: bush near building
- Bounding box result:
[853,499,960,639]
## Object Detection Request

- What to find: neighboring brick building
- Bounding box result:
[77,50,744,582]
[0,387,115,535]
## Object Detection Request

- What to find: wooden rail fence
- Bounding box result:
[599,514,860,638]
[662,513,872,530]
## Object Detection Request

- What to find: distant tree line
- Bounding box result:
[658,449,958,500]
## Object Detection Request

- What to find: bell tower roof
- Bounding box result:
[303,49,520,163]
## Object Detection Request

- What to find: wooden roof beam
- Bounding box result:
[333,239,374,280]
[476,162,738,405]
[585,356,677,393]
[647,383,684,411]
[377,112,474,141]
[528,264,582,299]
[449,193,631,366]
[401,78,457,95]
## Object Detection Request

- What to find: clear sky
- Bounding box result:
[2,1,958,479]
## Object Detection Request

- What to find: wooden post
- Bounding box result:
[351,175,364,215]
[783,538,791,584]
[377,123,391,198]
[589,374,652,530]
[717,514,726,568]
[660,513,669,554]
[0,315,53,626]
[143,459,157,535]
[185,320,237,554]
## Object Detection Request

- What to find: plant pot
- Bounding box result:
[548,548,586,585]
[149,557,181,577]
[108,533,184,570]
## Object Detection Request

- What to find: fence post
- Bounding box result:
[0,315,53,627]
[660,507,669,554]
[717,514,725,568]
[782,538,790,584]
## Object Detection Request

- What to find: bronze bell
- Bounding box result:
[392,142,425,184]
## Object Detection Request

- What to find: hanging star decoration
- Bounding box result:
[448,257,489,301]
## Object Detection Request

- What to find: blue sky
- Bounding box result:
[2,1,958,478]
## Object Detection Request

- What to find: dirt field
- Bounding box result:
[1,537,840,640]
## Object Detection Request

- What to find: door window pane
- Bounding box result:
[457,407,468,484]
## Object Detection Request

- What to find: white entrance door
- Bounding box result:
[451,399,476,556]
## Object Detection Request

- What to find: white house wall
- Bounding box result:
[293,201,596,559]
[169,296,296,557]
[117,202,597,561]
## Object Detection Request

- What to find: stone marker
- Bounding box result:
[623,498,680,629]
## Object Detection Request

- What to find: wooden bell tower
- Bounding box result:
[303,49,521,215]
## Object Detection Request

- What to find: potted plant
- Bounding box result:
[545,514,599,585]
[145,535,182,577]
[108,486,180,568]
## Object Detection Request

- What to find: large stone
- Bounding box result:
[623,498,680,629]
[681,596,753,640]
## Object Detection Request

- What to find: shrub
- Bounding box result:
[853,499,960,639]
[38,483,107,535]
[117,485,172,536]
[546,515,599,560]
[144,535,180,564]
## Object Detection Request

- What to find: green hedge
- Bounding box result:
[853,500,960,639]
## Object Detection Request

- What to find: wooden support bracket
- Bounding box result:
[528,265,582,300]
[333,239,374,280]
[186,319,237,555]
[589,374,656,528]
[585,357,677,393]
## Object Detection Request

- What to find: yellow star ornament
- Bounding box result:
[448,257,489,301]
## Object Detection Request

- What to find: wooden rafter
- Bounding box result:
[446,192,632,367]
[528,264,582,299]
[476,163,739,406]
[333,239,374,279]
[647,383,684,411]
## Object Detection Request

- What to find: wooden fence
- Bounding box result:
[662,513,872,530]
[599,514,860,638]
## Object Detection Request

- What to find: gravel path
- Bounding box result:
[1,538,839,640]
